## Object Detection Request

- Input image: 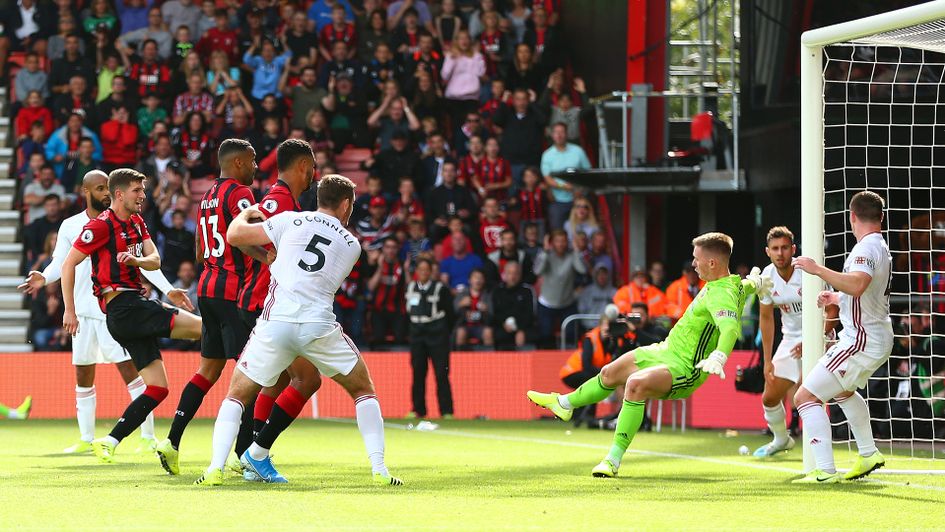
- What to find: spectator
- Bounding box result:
[243,38,292,101]
[390,177,426,230]
[196,10,239,66]
[442,30,487,129]
[649,261,668,291]
[308,0,355,33]
[323,71,370,147]
[164,260,199,308]
[48,34,94,95]
[479,198,510,255]
[14,91,53,142]
[357,8,390,62]
[505,43,543,94]
[47,16,83,62]
[214,88,254,132]
[455,112,490,158]
[368,94,421,151]
[478,78,506,132]
[353,174,383,224]
[289,66,330,130]
[46,113,102,179]
[115,0,151,33]
[335,253,366,346]
[159,211,196,282]
[137,93,169,137]
[440,233,484,290]
[17,130,47,178]
[52,75,95,127]
[391,8,428,60]
[174,111,214,178]
[543,78,586,144]
[99,106,139,170]
[420,132,455,189]
[541,122,591,230]
[193,0,217,40]
[578,264,617,329]
[472,137,512,203]
[285,11,318,66]
[368,129,422,195]
[405,257,455,418]
[96,75,136,123]
[367,238,407,347]
[162,0,201,34]
[318,40,361,88]
[23,169,66,223]
[664,264,705,321]
[468,0,499,38]
[564,197,599,243]
[125,39,172,100]
[588,231,614,274]
[487,228,535,285]
[614,270,667,318]
[401,218,433,272]
[318,4,357,62]
[408,69,442,122]
[455,269,493,347]
[505,0,532,42]
[24,194,64,265]
[138,134,180,186]
[524,7,563,72]
[426,161,476,239]
[258,116,286,157]
[533,229,587,347]
[388,0,434,31]
[630,301,669,346]
[356,196,396,249]
[477,11,506,79]
[29,227,57,273]
[403,32,441,86]
[118,6,173,60]
[14,52,48,101]
[490,261,536,349]
[95,50,124,98]
[31,284,68,351]
[494,88,547,187]
[82,0,118,37]
[510,166,546,238]
[435,0,463,48]
[363,42,402,101]
[173,73,214,125]
[169,48,203,96]
[160,194,196,234]
[458,134,485,185]
[61,137,102,194]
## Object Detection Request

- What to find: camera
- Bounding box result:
[607,313,640,338]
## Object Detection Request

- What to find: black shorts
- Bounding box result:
[105,291,178,371]
[239,308,262,330]
[199,297,250,360]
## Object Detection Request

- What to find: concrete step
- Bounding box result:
[0,178,16,190]
[0,309,30,320]
[0,211,20,228]
[0,165,10,179]
[0,275,26,289]
[0,343,35,353]
[0,292,24,309]
[0,194,13,209]
[0,226,17,243]
[0,148,12,163]
[0,259,20,275]
[0,244,22,260]
[0,325,27,343]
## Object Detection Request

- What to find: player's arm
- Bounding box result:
[228,206,275,248]
[694,288,741,379]
[195,222,204,265]
[119,238,161,271]
[793,256,871,297]
[61,246,89,336]
[140,267,195,312]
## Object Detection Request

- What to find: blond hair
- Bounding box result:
[692,232,733,259]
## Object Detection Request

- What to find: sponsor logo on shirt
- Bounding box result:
[80,229,94,244]
[715,309,737,319]
[853,256,874,268]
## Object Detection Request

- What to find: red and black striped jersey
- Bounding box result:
[72,209,151,310]
[319,22,357,49]
[458,154,484,185]
[129,60,171,99]
[371,259,405,313]
[479,157,512,202]
[197,177,255,301]
[517,187,546,221]
[238,180,300,312]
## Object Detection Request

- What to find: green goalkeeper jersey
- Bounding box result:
[666,274,753,364]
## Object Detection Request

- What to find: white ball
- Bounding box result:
[738,445,750,455]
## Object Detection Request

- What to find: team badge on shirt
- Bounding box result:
[80,229,94,244]
[262,199,278,213]
[237,198,251,211]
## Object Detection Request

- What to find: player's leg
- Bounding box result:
[93,356,170,462]
[247,358,323,464]
[756,338,802,457]
[593,365,673,477]
[197,369,265,485]
[0,397,31,419]
[67,364,97,453]
[835,389,885,479]
[168,307,202,340]
[254,372,290,438]
[115,360,157,452]
[792,362,846,483]
[429,338,454,417]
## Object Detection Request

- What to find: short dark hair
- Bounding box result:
[552,122,568,132]
[108,168,146,196]
[766,226,794,244]
[218,138,254,162]
[631,302,648,313]
[142,38,158,49]
[415,256,434,269]
[317,174,357,210]
[276,138,314,172]
[43,193,61,203]
[301,65,317,76]
[549,228,568,241]
[850,191,885,223]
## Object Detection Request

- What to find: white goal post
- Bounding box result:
[801,1,945,473]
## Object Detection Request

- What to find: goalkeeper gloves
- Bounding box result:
[745,266,774,299]
[695,350,728,379]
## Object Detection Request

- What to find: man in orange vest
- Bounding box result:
[613,270,666,318]
[664,264,706,320]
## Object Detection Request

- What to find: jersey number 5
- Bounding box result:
[298,234,332,272]
[199,215,225,258]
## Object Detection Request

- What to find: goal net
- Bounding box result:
[802,2,945,472]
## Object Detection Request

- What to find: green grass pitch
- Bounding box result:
[2,418,944,530]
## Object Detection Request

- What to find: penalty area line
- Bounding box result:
[319,418,945,492]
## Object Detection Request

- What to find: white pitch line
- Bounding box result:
[321,418,945,492]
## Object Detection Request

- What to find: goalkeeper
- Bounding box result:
[528,232,772,477]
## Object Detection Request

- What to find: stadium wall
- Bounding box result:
[1,351,767,429]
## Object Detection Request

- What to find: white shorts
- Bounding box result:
[772,336,802,383]
[72,316,129,366]
[237,320,360,387]
[805,337,891,400]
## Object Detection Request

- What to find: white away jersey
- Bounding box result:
[42,211,101,318]
[759,264,803,338]
[261,211,361,330]
[839,232,893,347]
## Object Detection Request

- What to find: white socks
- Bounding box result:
[797,401,836,473]
[558,394,573,410]
[76,385,96,442]
[763,403,789,446]
[209,398,243,472]
[355,395,388,476]
[836,393,878,457]
[248,442,269,461]
[126,377,155,440]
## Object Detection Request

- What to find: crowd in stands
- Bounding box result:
[4,0,692,352]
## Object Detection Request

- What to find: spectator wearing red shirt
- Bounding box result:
[367,237,407,346]
[52,76,95,127]
[14,91,54,141]
[405,33,442,87]
[479,198,511,255]
[319,4,357,62]
[172,73,214,125]
[390,177,426,230]
[524,7,563,72]
[478,78,507,135]
[472,137,512,203]
[478,11,506,79]
[391,8,427,60]
[174,112,215,178]
[100,106,139,169]
[510,166,547,233]
[126,39,172,100]
[454,269,493,347]
[458,134,485,186]
[196,9,239,64]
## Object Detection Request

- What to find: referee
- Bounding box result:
[405,257,455,419]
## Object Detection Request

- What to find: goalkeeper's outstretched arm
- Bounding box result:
[791,256,871,297]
